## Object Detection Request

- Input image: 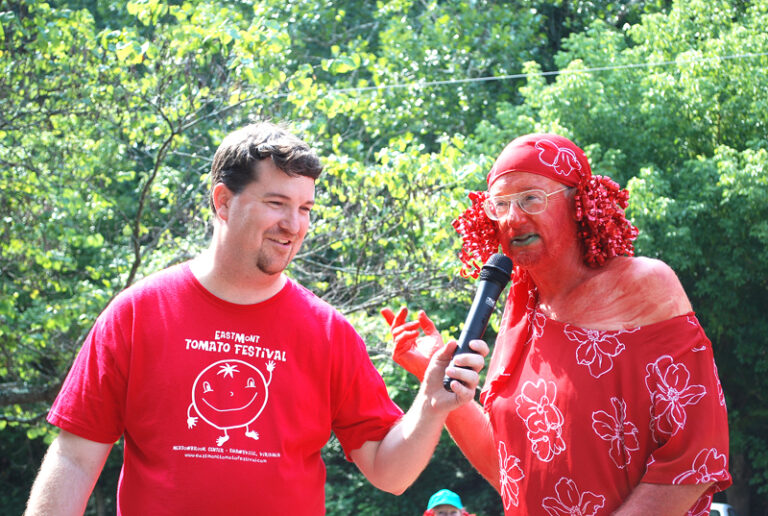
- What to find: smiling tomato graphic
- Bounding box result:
[186,359,275,446]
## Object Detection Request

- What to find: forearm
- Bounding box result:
[353,337,487,494]
[611,481,713,515]
[353,391,448,494]
[25,431,112,516]
[445,399,500,490]
[26,456,94,516]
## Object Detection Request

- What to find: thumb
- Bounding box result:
[434,339,458,362]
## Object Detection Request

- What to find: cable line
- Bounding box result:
[327,51,768,95]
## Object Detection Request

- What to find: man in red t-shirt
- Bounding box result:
[24,122,489,516]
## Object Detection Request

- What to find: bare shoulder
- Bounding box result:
[605,256,692,323]
[619,256,687,294]
[548,257,693,330]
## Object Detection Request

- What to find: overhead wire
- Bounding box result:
[325,51,768,95]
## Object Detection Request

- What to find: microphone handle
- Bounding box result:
[443,280,505,391]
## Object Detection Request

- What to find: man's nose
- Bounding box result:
[279,208,302,233]
[501,201,527,223]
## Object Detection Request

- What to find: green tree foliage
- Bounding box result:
[1,0,766,514]
[1,0,294,423]
[630,147,768,512]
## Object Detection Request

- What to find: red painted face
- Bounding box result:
[489,172,580,271]
[192,360,269,430]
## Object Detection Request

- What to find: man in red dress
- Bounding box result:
[384,133,731,515]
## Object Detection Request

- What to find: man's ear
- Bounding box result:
[212,183,234,221]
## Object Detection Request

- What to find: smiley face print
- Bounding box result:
[187,359,275,446]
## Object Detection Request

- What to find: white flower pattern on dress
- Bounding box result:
[673,448,729,485]
[515,379,566,462]
[713,358,726,407]
[498,440,525,510]
[645,355,707,441]
[541,477,605,516]
[526,310,547,347]
[687,316,707,351]
[563,325,635,378]
[591,397,640,469]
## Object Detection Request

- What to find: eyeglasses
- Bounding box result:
[483,186,570,221]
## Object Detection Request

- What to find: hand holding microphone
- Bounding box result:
[443,253,513,391]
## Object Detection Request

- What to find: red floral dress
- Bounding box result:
[482,281,731,515]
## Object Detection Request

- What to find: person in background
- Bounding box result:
[423,488,475,516]
[384,133,731,515]
[24,121,488,516]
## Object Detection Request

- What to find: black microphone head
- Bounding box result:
[479,253,514,286]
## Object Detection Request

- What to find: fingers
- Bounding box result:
[445,365,479,394]
[393,306,408,327]
[380,307,395,326]
[383,307,445,363]
[442,360,480,401]
[468,338,490,358]
[381,306,410,329]
[451,354,485,374]
[418,339,486,408]
[433,338,458,362]
[417,310,439,337]
[382,306,422,347]
[442,339,487,396]
[392,327,421,358]
[449,340,487,370]
[382,307,414,346]
[392,320,420,339]
[389,309,422,358]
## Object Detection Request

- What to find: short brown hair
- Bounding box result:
[208,122,323,212]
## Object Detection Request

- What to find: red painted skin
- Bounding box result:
[491,172,692,332]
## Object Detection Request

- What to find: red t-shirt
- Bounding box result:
[482,279,731,515]
[48,263,403,515]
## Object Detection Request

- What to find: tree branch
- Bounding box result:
[0,381,61,407]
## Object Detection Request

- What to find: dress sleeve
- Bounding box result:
[641,317,732,494]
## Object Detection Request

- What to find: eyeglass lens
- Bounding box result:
[486,190,548,219]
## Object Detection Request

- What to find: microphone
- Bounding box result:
[443,253,514,391]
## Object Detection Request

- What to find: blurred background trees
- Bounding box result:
[1,0,765,514]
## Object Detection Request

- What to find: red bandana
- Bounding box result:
[487,133,587,187]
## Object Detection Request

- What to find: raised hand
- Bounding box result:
[381,307,443,380]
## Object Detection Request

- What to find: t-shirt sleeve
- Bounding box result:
[640,321,732,494]
[47,299,129,444]
[329,321,403,461]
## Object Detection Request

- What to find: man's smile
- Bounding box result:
[266,234,293,247]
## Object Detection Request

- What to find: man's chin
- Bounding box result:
[257,263,287,276]
[501,247,536,269]
[257,268,283,277]
[256,254,293,276]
